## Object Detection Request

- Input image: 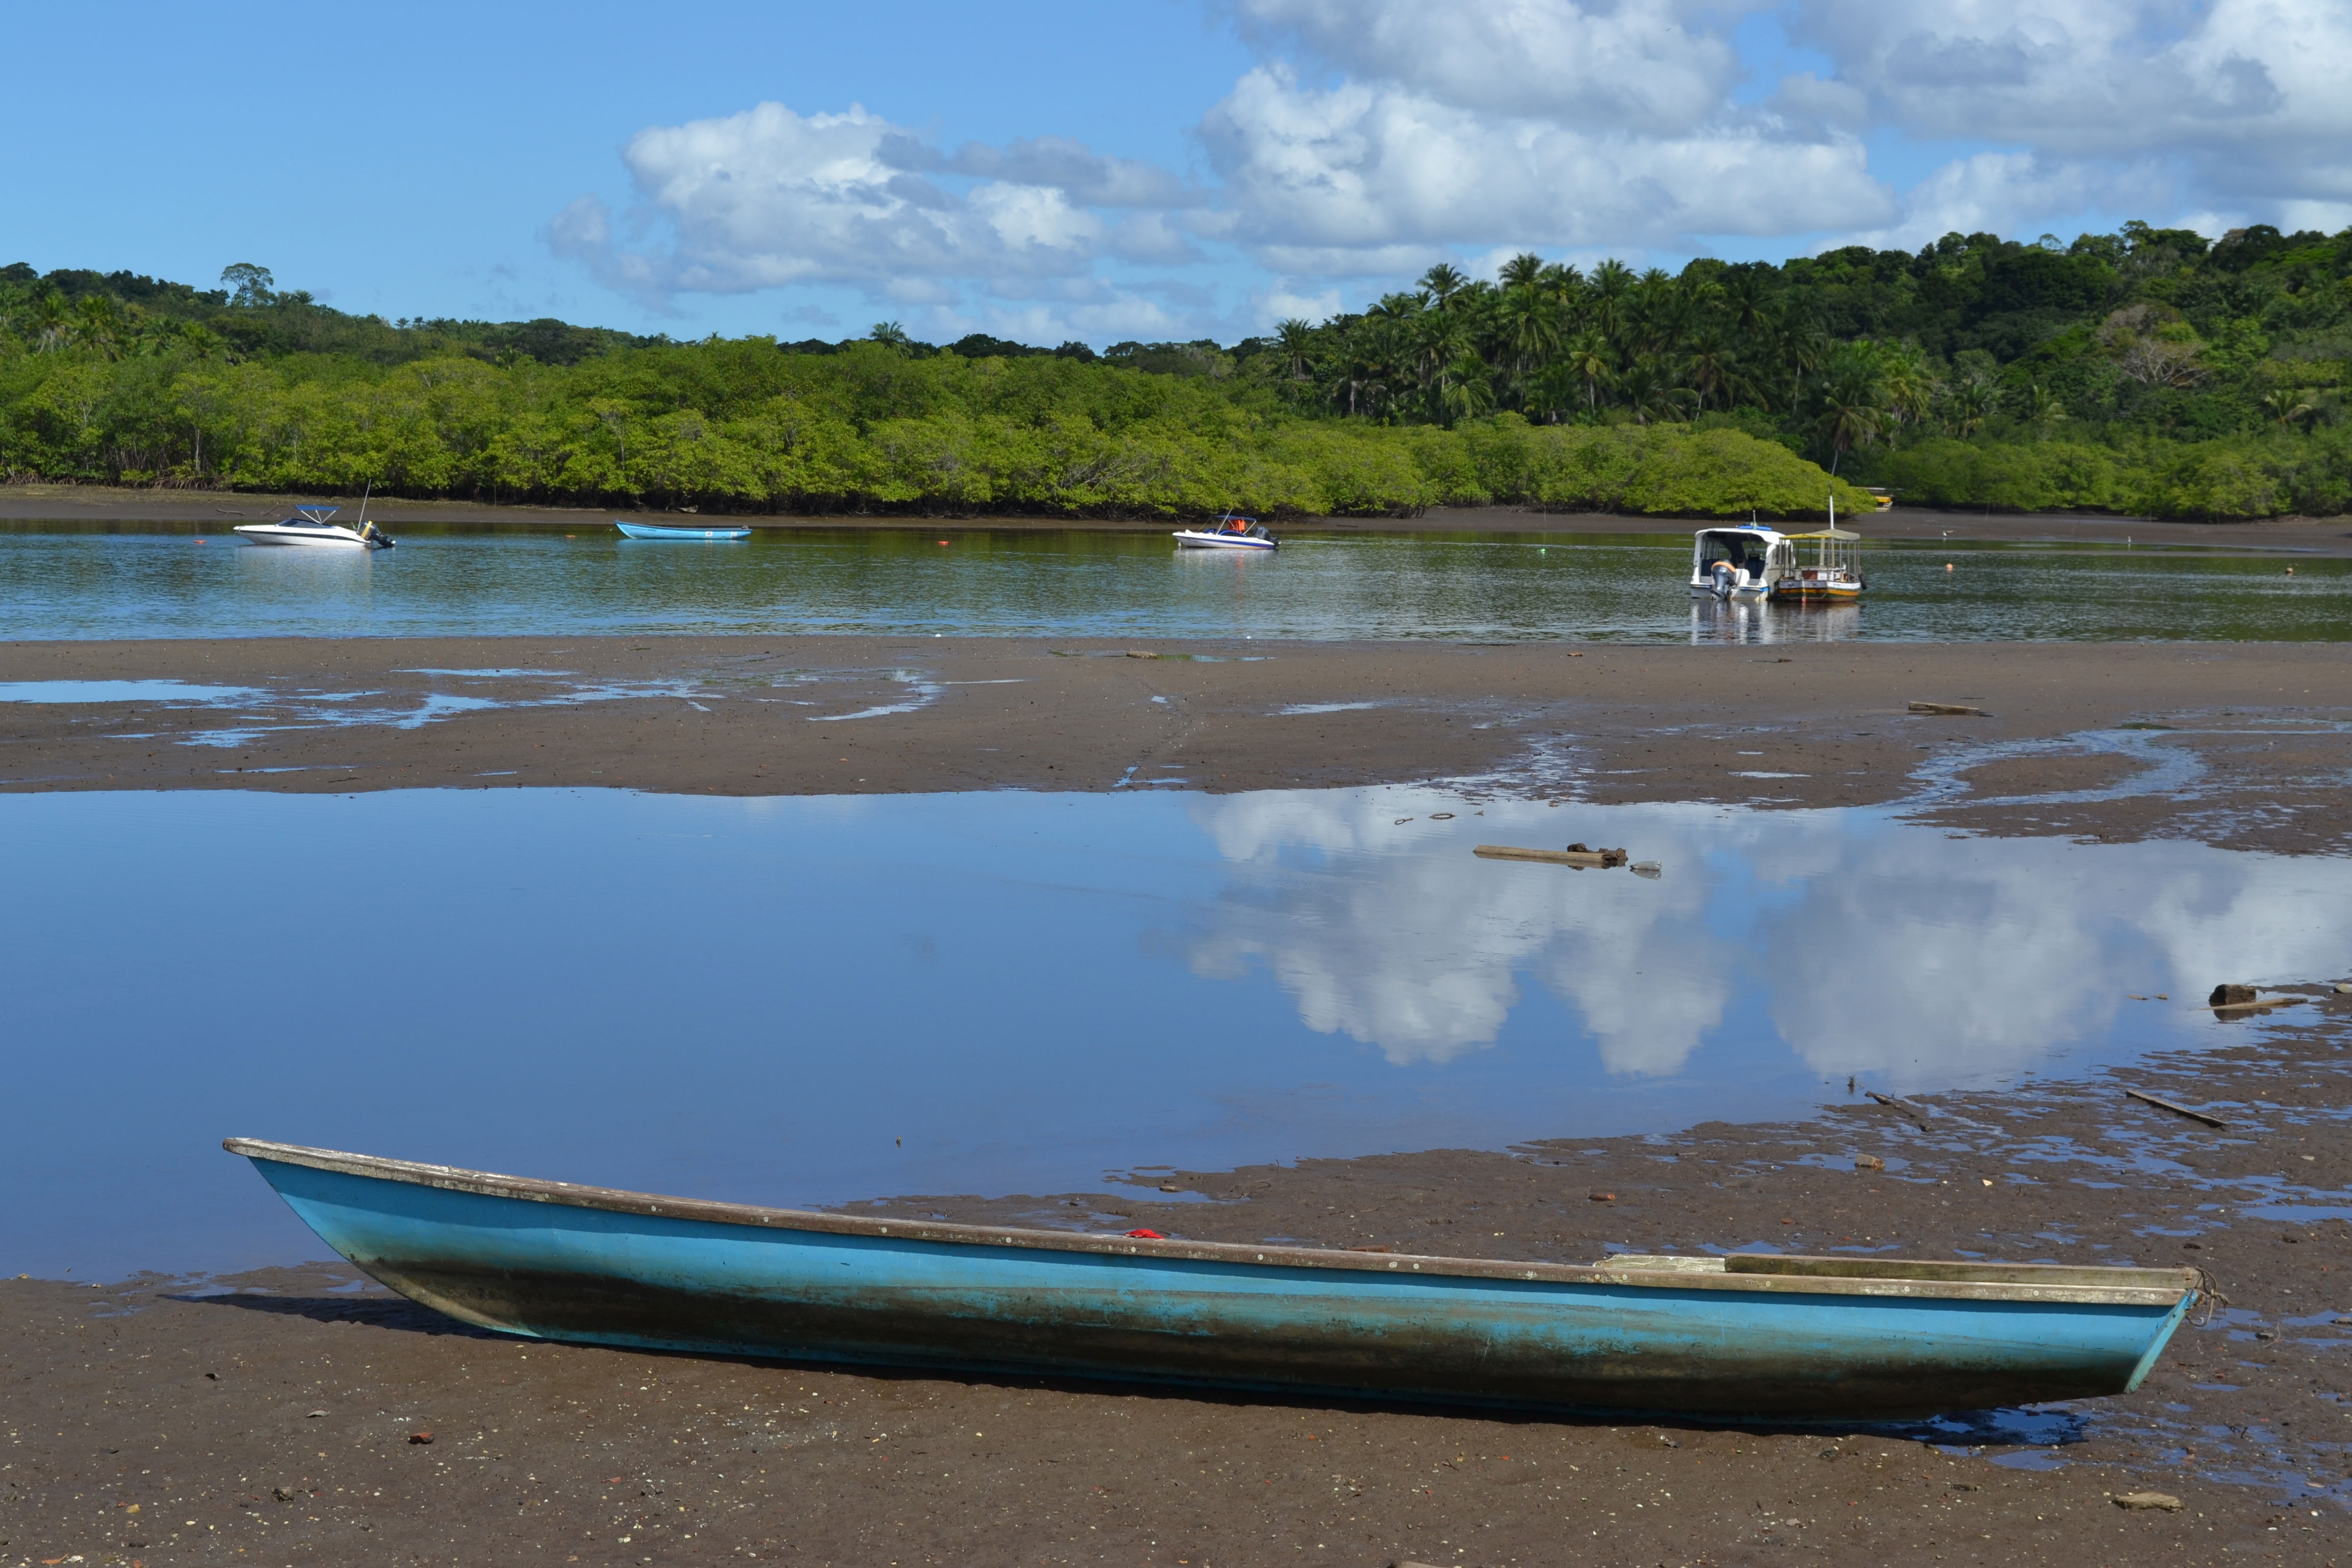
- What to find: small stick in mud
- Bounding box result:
[1908,700,1990,716]
[1473,844,1630,868]
[1865,1090,1931,1132]
[2124,1088,2229,1129]
[2206,985,2308,1013]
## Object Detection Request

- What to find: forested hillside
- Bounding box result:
[4,222,2348,519]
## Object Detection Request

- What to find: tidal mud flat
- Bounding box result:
[6,634,2352,1565]
[4,637,2349,853]
[8,1006,2352,1566]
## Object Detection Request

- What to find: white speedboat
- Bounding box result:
[1689,522,1785,599]
[235,504,395,549]
[1173,513,1277,551]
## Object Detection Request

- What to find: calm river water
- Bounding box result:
[6,786,2340,1279]
[1,522,2343,642]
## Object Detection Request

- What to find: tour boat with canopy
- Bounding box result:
[1172,513,1278,551]
[1770,523,1865,602]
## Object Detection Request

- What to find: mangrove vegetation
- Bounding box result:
[4,220,2350,520]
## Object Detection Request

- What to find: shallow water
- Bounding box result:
[1,523,2343,642]
[5,785,2343,1280]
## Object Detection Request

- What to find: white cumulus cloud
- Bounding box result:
[1790,0,2352,239]
[1199,60,1890,271]
[550,1,2352,336]
[549,101,1155,306]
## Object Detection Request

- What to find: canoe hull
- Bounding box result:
[615,520,753,541]
[241,1151,2191,1422]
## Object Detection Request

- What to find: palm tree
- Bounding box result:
[1495,285,1562,377]
[1720,268,1774,359]
[70,296,129,360]
[1418,262,1469,311]
[1561,332,1613,414]
[1587,259,1634,349]
[1945,377,1995,436]
[1684,331,1739,414]
[1275,318,1316,381]
[1615,355,1680,425]
[1497,252,1546,291]
[1767,307,1828,412]
[27,291,71,353]
[1332,347,1381,419]
[1520,361,1583,424]
[1814,359,1886,473]
[2012,382,2068,430]
[2260,388,2315,433]
[1433,350,1496,425]
[868,322,912,351]
[1408,309,1469,410]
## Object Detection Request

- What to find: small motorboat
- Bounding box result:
[226,1137,2203,1422]
[1690,521,1785,599]
[1173,513,1277,551]
[234,504,395,549]
[616,519,753,541]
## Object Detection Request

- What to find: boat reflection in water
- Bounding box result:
[1689,596,1861,644]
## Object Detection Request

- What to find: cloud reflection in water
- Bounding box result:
[1186,790,2351,1091]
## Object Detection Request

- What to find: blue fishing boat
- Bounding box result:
[615,519,753,541]
[226,1139,2200,1422]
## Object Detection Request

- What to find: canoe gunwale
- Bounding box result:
[226,1138,2194,1309]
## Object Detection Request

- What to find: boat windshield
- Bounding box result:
[1696,531,1771,570]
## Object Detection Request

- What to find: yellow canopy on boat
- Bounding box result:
[1784,526,1859,540]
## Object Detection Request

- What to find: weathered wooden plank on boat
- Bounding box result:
[224,1139,2202,1423]
[2124,1089,2230,1129]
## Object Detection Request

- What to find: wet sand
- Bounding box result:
[5,636,2349,854]
[8,1004,2349,1566]
[6,632,2352,1564]
[5,481,2351,554]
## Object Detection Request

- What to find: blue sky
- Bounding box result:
[5,1,2343,346]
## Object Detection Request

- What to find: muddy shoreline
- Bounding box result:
[8,1006,2349,1566]
[5,482,2352,553]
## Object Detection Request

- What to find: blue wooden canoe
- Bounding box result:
[226,1139,2199,1422]
[615,519,753,540]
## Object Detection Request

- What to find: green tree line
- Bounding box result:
[5,222,2349,519]
[1235,223,2352,519]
